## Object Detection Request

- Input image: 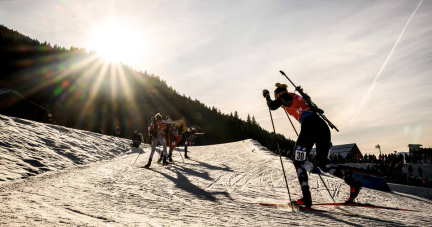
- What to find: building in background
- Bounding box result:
[310,143,363,162]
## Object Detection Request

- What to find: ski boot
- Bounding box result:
[144,158,152,169]
[168,152,173,163]
[156,156,163,164]
[162,155,169,166]
[185,152,190,159]
[296,186,312,208]
[345,176,362,203]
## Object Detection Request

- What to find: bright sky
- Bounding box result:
[1,0,431,155]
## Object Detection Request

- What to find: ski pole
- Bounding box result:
[132,148,144,166]
[283,109,335,203]
[318,171,336,203]
[177,147,185,163]
[268,108,294,212]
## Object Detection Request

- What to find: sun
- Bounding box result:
[88,22,142,63]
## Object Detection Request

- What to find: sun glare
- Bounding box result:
[88,23,142,63]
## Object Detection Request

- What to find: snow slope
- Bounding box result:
[0,115,132,181]
[0,115,431,226]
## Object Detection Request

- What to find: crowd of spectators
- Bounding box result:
[279,149,431,188]
[351,152,431,188]
[361,153,429,165]
[358,162,432,188]
[328,152,429,165]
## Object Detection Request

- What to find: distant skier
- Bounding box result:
[47,112,53,124]
[114,126,122,137]
[144,113,168,168]
[263,83,362,208]
[156,116,173,164]
[166,117,181,162]
[188,133,196,146]
[179,117,192,159]
[131,131,141,148]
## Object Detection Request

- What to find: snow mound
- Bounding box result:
[0,114,133,181]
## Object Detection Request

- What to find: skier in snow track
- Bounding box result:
[156,116,173,163]
[263,83,362,208]
[166,117,182,162]
[114,125,122,137]
[47,112,53,124]
[144,113,168,168]
[131,131,142,148]
[179,117,192,159]
[188,132,196,146]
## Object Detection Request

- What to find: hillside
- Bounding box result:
[0,24,294,151]
[0,115,431,226]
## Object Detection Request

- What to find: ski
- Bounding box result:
[136,163,175,169]
[228,199,290,208]
[291,201,359,217]
[312,202,418,212]
[229,199,357,216]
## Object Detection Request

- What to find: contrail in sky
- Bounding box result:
[351,0,423,125]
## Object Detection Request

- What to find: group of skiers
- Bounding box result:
[130,114,196,168]
[108,79,362,207]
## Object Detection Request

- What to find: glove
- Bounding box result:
[262,89,269,98]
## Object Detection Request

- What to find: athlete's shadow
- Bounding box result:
[184,159,233,172]
[303,209,407,226]
[154,166,230,202]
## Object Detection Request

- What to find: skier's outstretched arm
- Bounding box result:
[263,89,290,110]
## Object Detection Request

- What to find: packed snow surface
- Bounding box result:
[0,115,431,226]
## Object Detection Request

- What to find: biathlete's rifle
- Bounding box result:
[279,70,339,132]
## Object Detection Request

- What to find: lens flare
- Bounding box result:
[88,22,143,64]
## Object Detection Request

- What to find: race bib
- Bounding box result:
[295,150,307,161]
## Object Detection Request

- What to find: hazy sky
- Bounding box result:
[1,0,431,155]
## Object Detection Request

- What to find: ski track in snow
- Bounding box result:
[0,115,431,226]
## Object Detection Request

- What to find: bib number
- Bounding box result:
[295,150,307,161]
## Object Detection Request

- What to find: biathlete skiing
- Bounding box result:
[178,117,192,159]
[166,119,183,162]
[144,113,168,168]
[263,81,362,208]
